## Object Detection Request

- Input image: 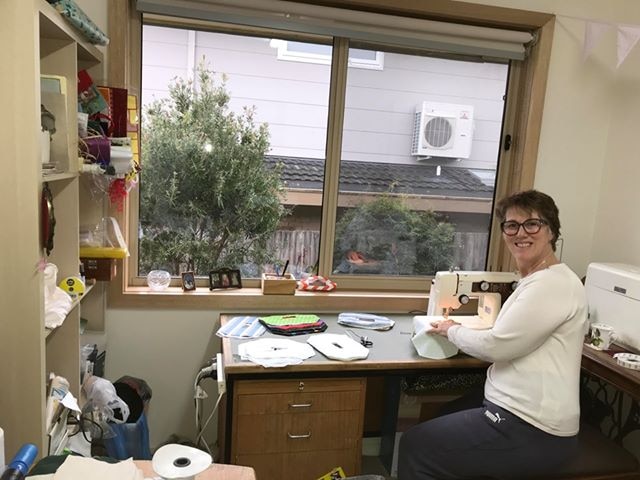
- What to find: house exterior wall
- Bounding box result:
[141,26,508,172]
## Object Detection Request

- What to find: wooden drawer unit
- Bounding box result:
[231,377,366,478]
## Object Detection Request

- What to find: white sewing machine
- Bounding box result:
[412,270,519,359]
[585,262,640,351]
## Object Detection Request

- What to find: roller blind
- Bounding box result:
[136,0,534,60]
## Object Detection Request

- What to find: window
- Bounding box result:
[270,39,384,70]
[139,24,508,285]
[114,3,554,299]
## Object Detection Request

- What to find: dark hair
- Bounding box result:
[495,190,560,251]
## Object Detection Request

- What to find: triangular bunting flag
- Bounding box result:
[583,21,610,60]
[617,25,640,68]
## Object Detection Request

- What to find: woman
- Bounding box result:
[398,190,588,479]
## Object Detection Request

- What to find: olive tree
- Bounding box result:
[139,62,287,275]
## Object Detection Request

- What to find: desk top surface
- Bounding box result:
[220,315,640,398]
[220,314,488,375]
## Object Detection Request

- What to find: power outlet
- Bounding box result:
[216,352,226,395]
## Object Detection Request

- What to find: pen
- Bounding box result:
[281,260,289,277]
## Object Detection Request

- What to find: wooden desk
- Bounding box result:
[219,314,488,477]
[581,344,640,400]
[134,460,256,480]
[580,343,640,445]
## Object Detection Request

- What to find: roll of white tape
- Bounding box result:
[152,444,212,480]
[614,353,640,370]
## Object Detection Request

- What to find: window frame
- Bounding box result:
[106,0,555,309]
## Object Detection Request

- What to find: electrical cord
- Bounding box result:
[67,411,105,444]
[195,390,224,455]
[193,361,219,455]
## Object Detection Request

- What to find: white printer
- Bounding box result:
[585,262,640,351]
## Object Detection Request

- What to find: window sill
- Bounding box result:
[108,285,427,313]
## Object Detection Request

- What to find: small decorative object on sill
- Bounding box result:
[209,268,242,290]
[298,275,337,292]
[261,273,296,295]
[181,271,196,292]
[147,270,171,291]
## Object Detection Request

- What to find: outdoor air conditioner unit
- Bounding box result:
[411,101,474,159]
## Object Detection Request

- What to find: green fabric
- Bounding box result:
[259,314,319,325]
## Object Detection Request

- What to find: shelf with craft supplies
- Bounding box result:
[38,0,103,69]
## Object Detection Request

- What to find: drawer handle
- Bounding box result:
[288,402,312,408]
[287,432,312,439]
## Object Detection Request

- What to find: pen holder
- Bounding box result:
[261,273,296,295]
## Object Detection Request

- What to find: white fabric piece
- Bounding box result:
[239,338,315,367]
[447,264,588,436]
[337,312,395,330]
[53,456,144,480]
[582,21,610,60]
[307,334,369,361]
[44,263,73,329]
[617,25,640,68]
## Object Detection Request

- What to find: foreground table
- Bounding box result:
[134,460,256,480]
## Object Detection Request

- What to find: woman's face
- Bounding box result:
[502,207,554,269]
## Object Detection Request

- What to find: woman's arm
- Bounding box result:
[444,273,574,362]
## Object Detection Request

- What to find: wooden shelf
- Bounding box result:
[38,0,103,68]
[42,171,78,183]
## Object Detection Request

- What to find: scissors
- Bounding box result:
[346,329,373,348]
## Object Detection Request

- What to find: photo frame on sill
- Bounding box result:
[181,271,196,291]
[209,268,242,290]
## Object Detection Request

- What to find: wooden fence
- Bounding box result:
[268,230,489,275]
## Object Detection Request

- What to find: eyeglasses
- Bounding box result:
[500,218,548,236]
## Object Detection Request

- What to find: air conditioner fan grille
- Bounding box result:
[424,117,453,148]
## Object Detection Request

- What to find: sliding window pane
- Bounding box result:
[333,46,509,276]
[139,26,330,278]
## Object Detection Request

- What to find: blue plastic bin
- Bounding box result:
[103,412,152,460]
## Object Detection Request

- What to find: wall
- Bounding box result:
[85,0,640,449]
[141,26,507,170]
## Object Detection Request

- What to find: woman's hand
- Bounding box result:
[429,319,460,337]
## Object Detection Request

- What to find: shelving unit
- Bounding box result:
[0,0,103,459]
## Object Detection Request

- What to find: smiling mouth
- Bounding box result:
[514,241,533,248]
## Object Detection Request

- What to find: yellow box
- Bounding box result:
[261,273,297,295]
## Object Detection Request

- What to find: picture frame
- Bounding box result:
[181,271,196,291]
[209,268,242,290]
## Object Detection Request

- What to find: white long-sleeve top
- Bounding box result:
[447,263,588,436]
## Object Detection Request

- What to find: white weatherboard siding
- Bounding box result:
[142,26,507,169]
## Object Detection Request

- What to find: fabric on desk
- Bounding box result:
[239,338,315,367]
[52,456,143,480]
[216,316,266,338]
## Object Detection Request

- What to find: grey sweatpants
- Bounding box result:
[397,399,578,480]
